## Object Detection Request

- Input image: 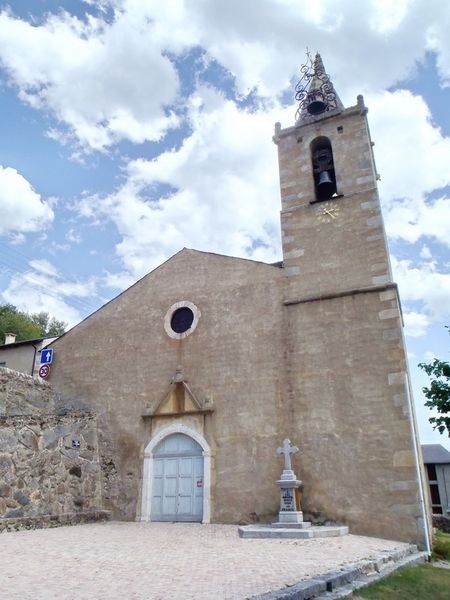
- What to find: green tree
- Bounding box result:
[30,311,66,337]
[419,328,450,437]
[0,304,66,343]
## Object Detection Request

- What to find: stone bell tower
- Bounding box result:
[274,52,391,297]
[273,53,430,547]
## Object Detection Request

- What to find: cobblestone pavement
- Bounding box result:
[0,522,409,600]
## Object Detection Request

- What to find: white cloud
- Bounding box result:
[74,86,450,291]
[392,256,450,337]
[139,0,431,98]
[371,90,450,200]
[8,233,26,245]
[102,270,136,291]
[2,0,450,153]
[403,311,430,338]
[78,88,288,280]
[0,166,54,235]
[426,11,450,87]
[65,229,82,244]
[0,8,180,152]
[368,90,450,247]
[1,259,99,328]
[420,245,432,260]
[369,0,412,34]
[29,259,59,278]
[2,275,80,328]
[383,196,450,247]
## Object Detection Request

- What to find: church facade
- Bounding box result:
[49,55,430,546]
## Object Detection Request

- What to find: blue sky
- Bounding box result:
[0,0,449,449]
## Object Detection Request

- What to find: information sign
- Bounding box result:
[40,348,54,365]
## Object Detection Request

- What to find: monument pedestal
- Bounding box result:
[238,438,349,539]
[271,521,311,529]
[275,463,306,526]
[273,478,311,528]
[276,511,304,524]
[238,524,349,538]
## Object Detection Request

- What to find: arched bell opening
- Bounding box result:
[310,136,337,202]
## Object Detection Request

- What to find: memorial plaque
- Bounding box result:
[281,488,295,511]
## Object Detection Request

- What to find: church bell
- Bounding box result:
[318,170,333,187]
[317,170,335,199]
[306,91,327,115]
[311,142,337,202]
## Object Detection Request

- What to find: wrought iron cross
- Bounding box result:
[277,438,299,471]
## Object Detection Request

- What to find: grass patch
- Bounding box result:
[433,530,450,561]
[356,564,450,600]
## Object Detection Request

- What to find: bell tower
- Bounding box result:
[274,53,392,298]
[273,53,430,548]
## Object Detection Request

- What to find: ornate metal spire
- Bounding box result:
[295,51,343,123]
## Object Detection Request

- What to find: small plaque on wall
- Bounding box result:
[281,489,295,511]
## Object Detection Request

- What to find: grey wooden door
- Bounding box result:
[151,433,204,522]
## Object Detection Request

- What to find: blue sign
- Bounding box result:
[40,348,53,365]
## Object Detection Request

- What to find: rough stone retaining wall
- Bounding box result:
[433,515,450,533]
[0,367,57,416]
[0,509,109,532]
[0,368,103,528]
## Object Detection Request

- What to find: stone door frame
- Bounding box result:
[141,422,211,523]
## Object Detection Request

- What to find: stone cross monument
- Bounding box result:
[275,438,304,525]
[277,438,299,476]
[237,436,349,537]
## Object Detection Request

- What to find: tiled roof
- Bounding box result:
[421,444,450,464]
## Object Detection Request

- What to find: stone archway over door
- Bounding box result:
[152,433,203,522]
[141,423,211,523]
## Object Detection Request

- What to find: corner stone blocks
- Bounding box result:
[277,108,390,299]
[283,290,422,542]
[274,102,426,546]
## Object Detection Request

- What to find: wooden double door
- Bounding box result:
[151,433,204,522]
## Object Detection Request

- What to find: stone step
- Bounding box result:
[315,549,428,599]
[271,521,312,529]
[249,544,427,600]
[238,524,349,539]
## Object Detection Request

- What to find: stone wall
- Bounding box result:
[276,104,392,300]
[284,290,425,544]
[0,367,57,415]
[46,246,428,546]
[433,515,450,534]
[0,368,103,526]
[273,100,428,547]
[49,250,286,522]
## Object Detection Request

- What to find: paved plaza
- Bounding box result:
[0,522,410,599]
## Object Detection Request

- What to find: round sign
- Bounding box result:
[39,364,51,379]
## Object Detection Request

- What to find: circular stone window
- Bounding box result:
[164,301,201,340]
[171,307,194,333]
